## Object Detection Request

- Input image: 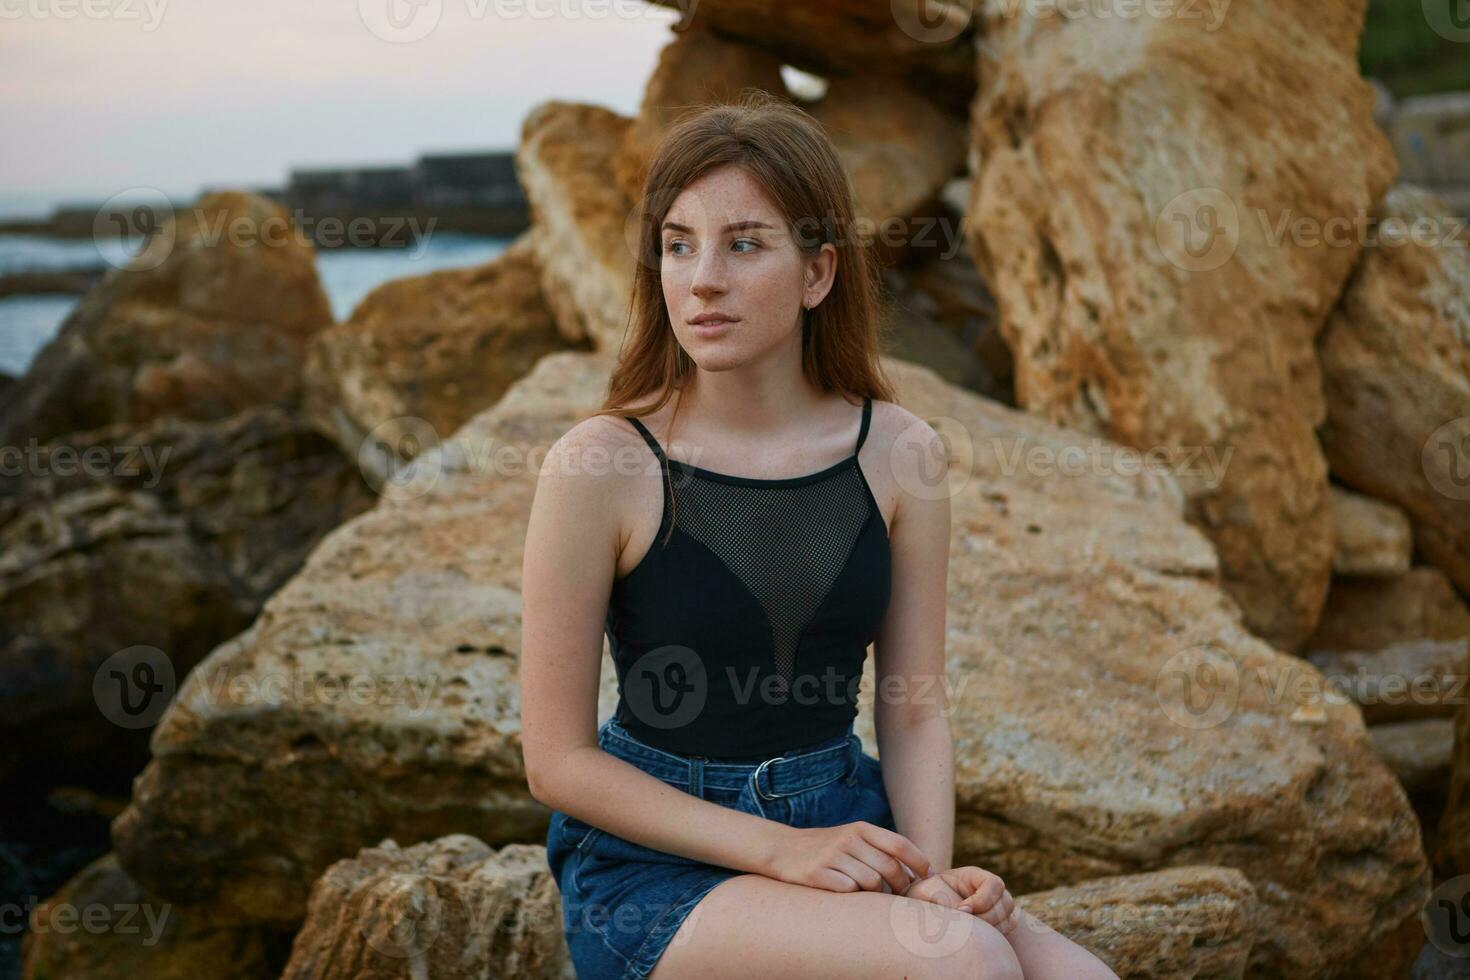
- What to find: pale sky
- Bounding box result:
[0,0,681,211]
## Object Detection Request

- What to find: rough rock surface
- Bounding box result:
[279,835,571,980]
[0,192,333,446]
[610,24,965,269]
[19,852,292,980]
[1330,484,1413,578]
[1318,184,1470,598]
[1307,566,1470,656]
[1369,718,1457,795]
[1014,865,1256,978]
[516,102,636,349]
[966,0,1397,650]
[303,232,577,463]
[0,406,376,783]
[639,0,976,115]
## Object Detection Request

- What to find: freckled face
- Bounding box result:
[660,164,813,369]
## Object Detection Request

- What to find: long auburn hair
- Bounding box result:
[590,88,897,544]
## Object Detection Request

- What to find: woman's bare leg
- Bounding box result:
[648,874,1024,980]
[1004,908,1120,979]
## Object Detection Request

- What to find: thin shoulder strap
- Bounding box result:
[854,396,873,454]
[625,415,667,464]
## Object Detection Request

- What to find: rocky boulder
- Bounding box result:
[302,231,579,465]
[279,836,570,979]
[0,406,376,784]
[1318,184,1470,598]
[0,192,333,447]
[965,0,1397,650]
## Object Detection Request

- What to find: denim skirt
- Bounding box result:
[544,715,897,980]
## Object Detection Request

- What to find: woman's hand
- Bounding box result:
[901,866,1017,936]
[766,822,931,895]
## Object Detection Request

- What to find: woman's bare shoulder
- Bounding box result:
[540,412,647,486]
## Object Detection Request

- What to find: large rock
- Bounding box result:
[611,24,966,269]
[0,406,376,785]
[516,102,636,349]
[110,352,1426,975]
[19,852,291,980]
[1369,718,1457,796]
[611,22,787,204]
[302,232,578,464]
[0,192,333,446]
[279,836,570,979]
[639,0,976,116]
[1307,566,1470,655]
[966,0,1397,650]
[1318,184,1470,597]
[1014,866,1256,978]
[1303,566,1470,725]
[1329,484,1413,578]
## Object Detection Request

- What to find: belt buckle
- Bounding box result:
[753,754,787,800]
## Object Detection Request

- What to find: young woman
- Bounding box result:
[519,91,1118,980]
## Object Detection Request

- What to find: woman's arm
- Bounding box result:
[871,415,955,872]
[519,417,791,876]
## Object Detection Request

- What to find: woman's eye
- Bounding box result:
[661,239,759,256]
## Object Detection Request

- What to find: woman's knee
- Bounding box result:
[942,918,1025,980]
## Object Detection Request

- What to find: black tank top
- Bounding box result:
[605,395,891,761]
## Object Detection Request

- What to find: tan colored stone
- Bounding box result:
[302,232,576,463]
[20,853,290,980]
[638,0,975,115]
[516,102,636,349]
[611,23,787,205]
[1305,639,1469,725]
[1318,184,1470,598]
[1369,718,1457,795]
[966,0,1397,650]
[0,191,333,445]
[1308,566,1470,654]
[613,28,966,268]
[279,836,571,980]
[1014,866,1256,979]
[1330,484,1413,577]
